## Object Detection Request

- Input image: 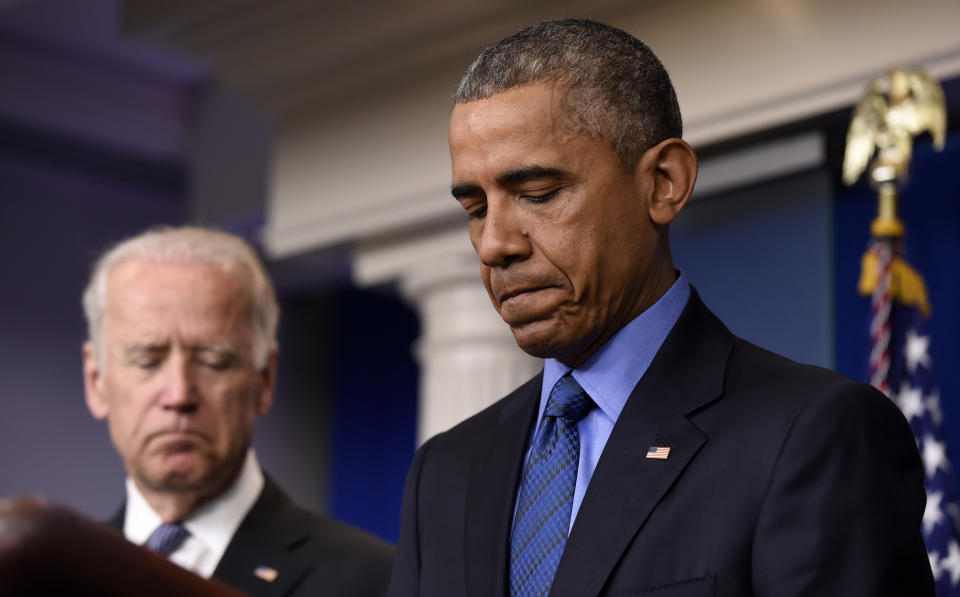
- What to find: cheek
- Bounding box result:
[211,379,261,431]
[542,228,596,288]
[479,266,498,303]
[105,402,150,462]
[102,380,147,431]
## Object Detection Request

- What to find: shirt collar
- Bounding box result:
[124,448,265,560]
[539,271,690,422]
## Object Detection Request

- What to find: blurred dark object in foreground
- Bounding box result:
[0,497,245,596]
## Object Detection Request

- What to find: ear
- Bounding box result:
[637,138,698,226]
[255,348,278,416]
[83,342,110,420]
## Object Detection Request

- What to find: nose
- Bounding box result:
[473,199,531,268]
[160,352,199,413]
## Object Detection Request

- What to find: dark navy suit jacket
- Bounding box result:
[110,476,394,597]
[387,290,934,597]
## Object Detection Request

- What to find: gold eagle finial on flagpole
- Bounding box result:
[842,68,946,238]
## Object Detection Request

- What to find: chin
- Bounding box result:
[158,465,206,488]
[512,318,600,366]
[142,456,216,492]
[511,323,567,359]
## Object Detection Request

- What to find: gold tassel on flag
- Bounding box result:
[858,249,931,317]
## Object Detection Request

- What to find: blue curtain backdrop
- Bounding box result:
[834,132,960,468]
[671,169,833,369]
[329,287,419,542]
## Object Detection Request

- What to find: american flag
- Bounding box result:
[646,446,671,460]
[864,240,960,595]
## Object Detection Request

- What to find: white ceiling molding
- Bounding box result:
[263,185,459,258]
[352,224,474,288]
[693,132,824,200]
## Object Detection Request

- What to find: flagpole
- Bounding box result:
[844,68,957,594]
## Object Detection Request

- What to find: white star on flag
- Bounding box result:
[924,435,950,478]
[926,491,947,534]
[942,540,960,586]
[896,382,926,422]
[932,550,943,582]
[906,328,932,373]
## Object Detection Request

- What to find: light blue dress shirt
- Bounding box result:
[531,272,690,530]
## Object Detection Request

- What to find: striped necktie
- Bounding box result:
[509,374,593,596]
[145,522,190,557]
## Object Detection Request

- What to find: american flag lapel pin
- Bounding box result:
[254,565,279,582]
[646,446,671,460]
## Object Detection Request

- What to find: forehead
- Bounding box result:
[451,85,572,160]
[451,82,563,132]
[104,258,252,336]
[448,83,613,184]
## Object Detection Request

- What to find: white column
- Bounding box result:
[354,226,541,444]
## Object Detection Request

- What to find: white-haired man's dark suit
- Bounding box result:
[110,476,393,597]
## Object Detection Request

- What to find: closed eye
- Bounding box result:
[457,196,487,220]
[521,188,561,202]
[126,346,166,370]
[133,357,162,370]
[199,358,232,371]
[195,348,236,371]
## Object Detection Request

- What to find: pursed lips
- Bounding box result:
[491,272,564,308]
[147,428,208,444]
[497,285,554,305]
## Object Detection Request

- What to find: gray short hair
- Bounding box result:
[454,19,682,169]
[82,226,279,367]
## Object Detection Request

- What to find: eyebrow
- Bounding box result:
[193,344,236,355]
[450,165,570,200]
[451,183,478,201]
[498,165,568,186]
[125,344,165,356]
[123,343,236,356]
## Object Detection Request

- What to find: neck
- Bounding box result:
[138,487,207,523]
[557,256,677,368]
[133,464,243,523]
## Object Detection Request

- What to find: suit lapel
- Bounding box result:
[218,547,309,597]
[465,374,543,597]
[213,478,313,597]
[549,377,706,597]
[550,290,732,597]
[110,481,311,595]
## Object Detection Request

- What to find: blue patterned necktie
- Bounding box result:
[145,522,191,557]
[509,374,594,597]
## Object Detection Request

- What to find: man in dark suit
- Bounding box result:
[387,19,934,597]
[82,226,392,597]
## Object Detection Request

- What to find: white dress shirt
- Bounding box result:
[123,449,265,578]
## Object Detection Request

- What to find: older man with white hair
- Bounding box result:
[81,226,393,597]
